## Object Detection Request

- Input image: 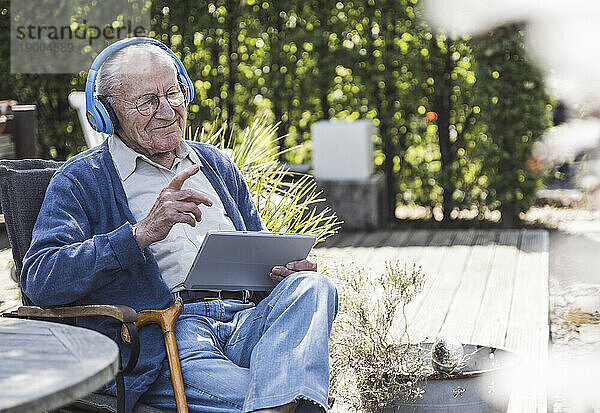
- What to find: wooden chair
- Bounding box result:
[0,160,187,413]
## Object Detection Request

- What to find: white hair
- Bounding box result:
[96,42,177,98]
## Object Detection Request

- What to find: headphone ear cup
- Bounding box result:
[177,74,191,106]
[86,106,103,133]
[97,95,119,133]
[183,77,193,105]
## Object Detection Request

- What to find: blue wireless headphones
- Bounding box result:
[85,37,194,137]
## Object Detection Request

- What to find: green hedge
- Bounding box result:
[0,0,551,225]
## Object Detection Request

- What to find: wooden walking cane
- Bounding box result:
[122,297,188,413]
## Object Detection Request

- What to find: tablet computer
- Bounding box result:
[183,230,317,291]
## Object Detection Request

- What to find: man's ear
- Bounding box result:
[97,95,120,132]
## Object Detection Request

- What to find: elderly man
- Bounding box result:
[21,38,337,413]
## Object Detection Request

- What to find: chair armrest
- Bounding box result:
[17,304,138,323]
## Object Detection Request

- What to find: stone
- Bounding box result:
[578,325,600,344]
[315,175,385,230]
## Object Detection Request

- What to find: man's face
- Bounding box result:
[113,49,186,158]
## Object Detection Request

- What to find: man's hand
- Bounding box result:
[133,165,213,249]
[269,259,317,285]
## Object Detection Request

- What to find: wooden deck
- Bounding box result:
[315,229,549,412]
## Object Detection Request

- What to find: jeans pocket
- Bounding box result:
[216,322,233,345]
[224,335,247,347]
[224,313,263,348]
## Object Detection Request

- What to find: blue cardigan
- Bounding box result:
[21,140,265,409]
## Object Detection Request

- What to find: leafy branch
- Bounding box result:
[190,116,343,244]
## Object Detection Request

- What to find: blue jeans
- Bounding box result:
[139,271,338,412]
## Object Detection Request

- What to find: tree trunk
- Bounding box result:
[433,39,454,223]
[316,2,331,119]
[500,203,515,228]
[381,19,397,223]
[364,1,396,224]
[208,33,222,122]
[267,12,289,162]
[225,0,239,130]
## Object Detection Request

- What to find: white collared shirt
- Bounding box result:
[108,135,235,291]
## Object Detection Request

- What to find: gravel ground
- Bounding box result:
[0,225,19,314]
[524,205,600,413]
[0,248,19,313]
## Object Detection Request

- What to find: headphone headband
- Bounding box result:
[85,37,194,137]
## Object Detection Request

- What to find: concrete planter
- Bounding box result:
[386,344,516,413]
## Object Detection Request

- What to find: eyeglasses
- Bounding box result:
[108,84,186,116]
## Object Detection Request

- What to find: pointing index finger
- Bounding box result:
[167,164,200,190]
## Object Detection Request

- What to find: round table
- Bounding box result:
[0,317,119,413]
